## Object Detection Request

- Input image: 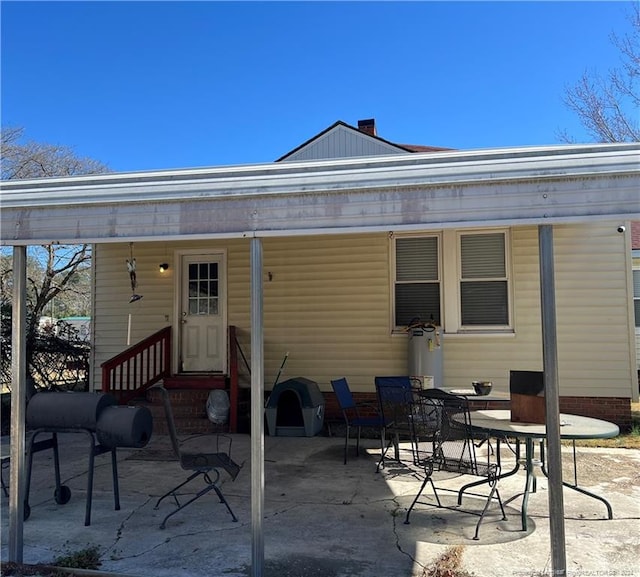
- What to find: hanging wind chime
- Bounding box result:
[127,243,143,303]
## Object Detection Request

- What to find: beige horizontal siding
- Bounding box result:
[260,234,404,391]
[424,224,634,398]
[93,242,176,389]
[553,223,633,395]
[632,256,640,371]
[93,225,635,399]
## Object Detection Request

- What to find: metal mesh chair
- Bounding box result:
[154,386,240,529]
[1,455,9,498]
[375,376,416,470]
[330,378,385,465]
[404,389,506,540]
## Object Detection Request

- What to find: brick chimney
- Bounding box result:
[357,118,376,136]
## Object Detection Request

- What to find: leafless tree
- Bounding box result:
[1,126,109,179]
[560,4,639,143]
[1,126,109,388]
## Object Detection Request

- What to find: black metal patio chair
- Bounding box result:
[154,386,240,529]
[330,377,385,465]
[375,376,416,471]
[1,455,9,498]
[404,388,506,540]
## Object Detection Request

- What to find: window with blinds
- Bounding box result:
[633,269,640,327]
[394,236,441,326]
[460,233,509,326]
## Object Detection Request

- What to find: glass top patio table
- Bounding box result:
[438,388,511,403]
[465,409,619,440]
[460,409,619,531]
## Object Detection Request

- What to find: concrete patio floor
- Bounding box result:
[1,431,639,577]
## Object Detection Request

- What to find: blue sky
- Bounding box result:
[1,1,635,173]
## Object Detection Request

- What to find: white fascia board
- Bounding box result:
[1,143,638,245]
[2,174,638,245]
[2,215,636,247]
[1,143,638,209]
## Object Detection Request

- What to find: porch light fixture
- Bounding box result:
[159,263,169,272]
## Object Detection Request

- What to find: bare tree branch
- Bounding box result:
[0,127,108,381]
[559,4,639,143]
[1,126,109,180]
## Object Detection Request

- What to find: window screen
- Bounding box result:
[395,237,440,326]
[633,269,640,327]
[460,233,508,326]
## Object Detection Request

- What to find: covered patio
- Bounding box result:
[1,431,638,576]
[2,142,639,576]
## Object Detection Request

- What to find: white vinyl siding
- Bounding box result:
[552,224,634,394]
[260,234,405,391]
[444,224,634,397]
[93,224,634,399]
[93,235,406,393]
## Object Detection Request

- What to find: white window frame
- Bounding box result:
[392,228,513,334]
[455,229,512,332]
[391,232,442,331]
[633,266,640,329]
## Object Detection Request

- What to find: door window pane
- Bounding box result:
[188,261,220,316]
[209,298,219,315]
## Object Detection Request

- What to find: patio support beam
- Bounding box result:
[9,245,27,562]
[250,237,265,577]
[538,225,566,576]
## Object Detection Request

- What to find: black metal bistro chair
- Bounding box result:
[0,455,9,498]
[330,378,385,465]
[404,389,506,540]
[375,376,416,471]
[154,386,240,529]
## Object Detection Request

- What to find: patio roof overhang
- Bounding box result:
[1,142,639,245]
[3,141,640,575]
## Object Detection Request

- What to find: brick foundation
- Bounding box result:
[558,396,631,431]
[144,388,229,435]
[146,389,633,436]
[322,392,633,432]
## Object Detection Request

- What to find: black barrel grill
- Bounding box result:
[25,391,153,526]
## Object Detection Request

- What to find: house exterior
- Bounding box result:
[2,120,639,429]
[632,221,640,371]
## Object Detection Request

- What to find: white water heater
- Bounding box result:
[408,323,443,388]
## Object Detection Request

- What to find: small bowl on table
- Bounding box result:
[472,381,493,396]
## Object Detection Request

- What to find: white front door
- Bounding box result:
[180,253,226,372]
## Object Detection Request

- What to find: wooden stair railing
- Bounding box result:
[101,326,171,404]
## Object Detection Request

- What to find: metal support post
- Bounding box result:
[538,224,566,576]
[250,237,265,577]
